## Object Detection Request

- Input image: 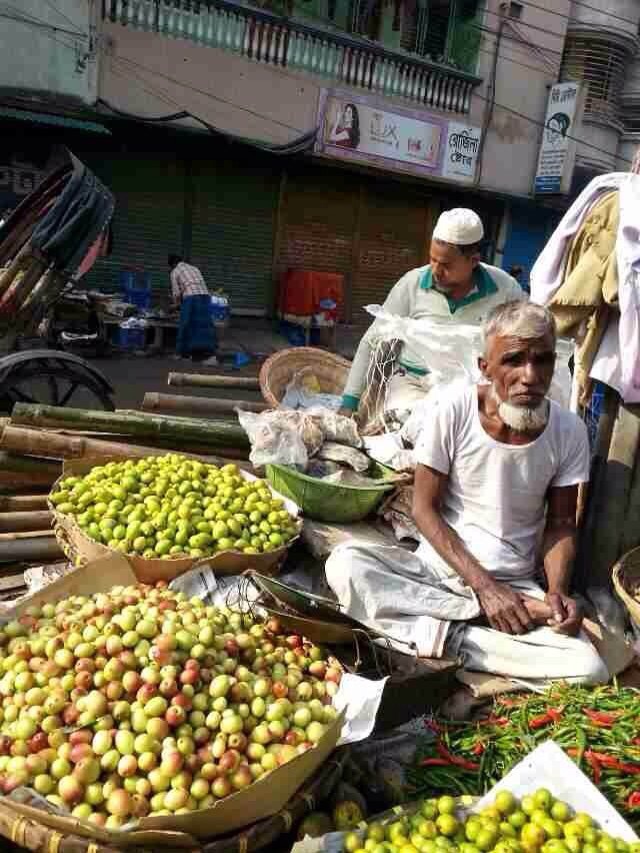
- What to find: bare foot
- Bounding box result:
[521,595,553,626]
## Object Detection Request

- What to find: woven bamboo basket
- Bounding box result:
[259,347,351,407]
[1,748,349,853]
[612,546,640,627]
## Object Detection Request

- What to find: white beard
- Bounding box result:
[491,387,550,433]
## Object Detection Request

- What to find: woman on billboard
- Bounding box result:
[329,103,361,149]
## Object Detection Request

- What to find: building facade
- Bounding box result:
[1,0,638,316]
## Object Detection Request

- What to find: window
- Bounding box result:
[508,2,522,20]
[401,0,481,71]
[560,35,627,123]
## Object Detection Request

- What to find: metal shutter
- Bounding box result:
[190,157,280,314]
[79,153,185,301]
[352,185,428,322]
[277,166,360,319]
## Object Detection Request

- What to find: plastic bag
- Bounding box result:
[364,305,482,386]
[237,408,323,469]
[308,407,362,447]
[281,367,342,411]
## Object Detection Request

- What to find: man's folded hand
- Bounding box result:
[545,591,583,636]
[476,580,534,635]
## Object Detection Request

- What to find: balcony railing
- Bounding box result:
[103,0,481,114]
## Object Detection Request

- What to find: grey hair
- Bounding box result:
[482,300,556,353]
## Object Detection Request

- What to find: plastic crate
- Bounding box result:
[125,288,152,310]
[121,270,152,310]
[117,326,146,350]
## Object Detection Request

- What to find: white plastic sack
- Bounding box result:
[365,305,482,386]
[237,409,322,469]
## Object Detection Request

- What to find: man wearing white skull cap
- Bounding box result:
[340,208,525,420]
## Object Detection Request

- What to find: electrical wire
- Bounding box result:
[517,0,640,32]
[481,0,640,44]
[0,2,86,37]
[111,53,309,133]
[475,13,504,186]
[479,4,566,45]
[40,0,87,35]
[101,63,317,153]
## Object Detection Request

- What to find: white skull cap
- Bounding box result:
[432,208,484,245]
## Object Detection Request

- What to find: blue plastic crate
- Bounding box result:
[117,326,146,350]
[121,270,152,309]
[119,270,136,291]
[125,288,152,310]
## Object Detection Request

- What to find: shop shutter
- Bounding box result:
[79,152,185,301]
[190,157,280,314]
[277,166,360,319]
[352,185,428,323]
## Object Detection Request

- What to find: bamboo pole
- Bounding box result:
[0,453,60,487]
[0,536,62,563]
[0,495,48,512]
[143,392,267,417]
[0,530,53,541]
[11,405,250,451]
[0,511,52,533]
[0,425,250,466]
[168,372,261,391]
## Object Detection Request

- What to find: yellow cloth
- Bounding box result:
[547,191,619,403]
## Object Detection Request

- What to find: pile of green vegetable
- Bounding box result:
[408,683,640,830]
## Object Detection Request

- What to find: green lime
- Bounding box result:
[532,811,550,828]
[542,822,563,841]
[496,791,518,816]
[344,833,361,852]
[501,823,518,839]
[521,823,546,849]
[418,820,438,840]
[436,814,459,838]
[437,797,457,816]
[465,819,482,842]
[510,812,528,831]
[475,829,498,852]
[551,803,571,824]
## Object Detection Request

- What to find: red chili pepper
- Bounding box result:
[584,709,623,728]
[588,752,640,774]
[529,708,563,729]
[472,742,485,756]
[628,792,640,808]
[586,751,602,785]
[480,715,509,726]
[436,741,480,771]
[568,749,640,775]
[420,757,456,767]
[632,738,640,746]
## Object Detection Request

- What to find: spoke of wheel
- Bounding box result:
[57,382,79,407]
[47,376,60,406]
